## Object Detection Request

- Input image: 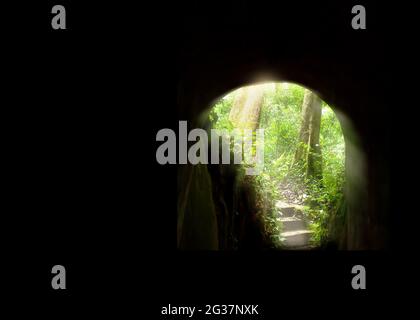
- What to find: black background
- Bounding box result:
[2,0,413,317]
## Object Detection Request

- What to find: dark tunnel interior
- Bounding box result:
[176,2,390,250]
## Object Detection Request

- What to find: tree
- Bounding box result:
[229,85,265,130]
[294,89,322,180]
[306,92,322,180]
[295,89,313,163]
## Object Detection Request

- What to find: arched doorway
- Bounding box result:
[207,82,350,249]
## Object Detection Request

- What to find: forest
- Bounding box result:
[209,83,345,249]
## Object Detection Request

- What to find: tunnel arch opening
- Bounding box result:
[201,80,365,250]
[205,81,357,249]
[177,68,373,250]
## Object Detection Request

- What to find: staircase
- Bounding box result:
[276,201,313,250]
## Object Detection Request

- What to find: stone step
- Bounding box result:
[283,245,314,250]
[278,217,300,222]
[279,217,307,232]
[276,201,306,218]
[281,230,313,247]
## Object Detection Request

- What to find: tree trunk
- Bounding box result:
[306,93,322,179]
[294,89,313,163]
[229,85,265,130]
[294,89,323,180]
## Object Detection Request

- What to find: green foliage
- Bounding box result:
[252,174,284,248]
[209,94,235,131]
[209,83,345,248]
[259,84,301,165]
